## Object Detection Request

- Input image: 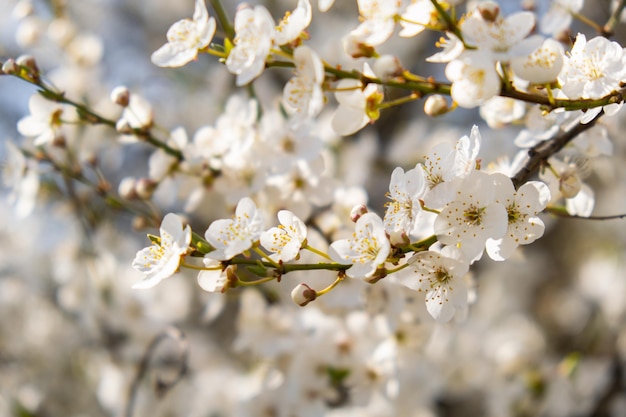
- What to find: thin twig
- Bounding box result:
[124,327,189,417]
[511,111,604,189]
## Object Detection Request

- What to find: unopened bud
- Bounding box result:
[110,86,130,107]
[424,94,450,116]
[350,204,369,222]
[135,178,157,199]
[343,36,377,59]
[291,283,317,306]
[364,268,387,284]
[559,172,581,198]
[2,59,18,75]
[16,54,39,76]
[373,55,403,82]
[477,1,500,22]
[387,230,410,246]
[118,177,138,199]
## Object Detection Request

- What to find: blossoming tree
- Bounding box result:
[2,0,626,415]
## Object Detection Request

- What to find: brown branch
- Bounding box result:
[511,111,604,189]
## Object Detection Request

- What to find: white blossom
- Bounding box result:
[282,45,325,122]
[260,210,307,263]
[400,248,470,322]
[445,51,501,108]
[151,0,216,67]
[132,213,191,289]
[205,197,265,260]
[399,0,438,38]
[226,5,275,86]
[383,165,427,239]
[17,94,68,146]
[329,212,390,279]
[274,0,312,46]
[486,175,550,261]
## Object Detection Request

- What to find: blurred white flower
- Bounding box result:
[205,197,265,260]
[346,0,402,47]
[17,94,67,146]
[197,258,228,292]
[151,0,216,67]
[445,51,501,108]
[2,141,40,218]
[539,0,584,36]
[510,38,565,84]
[383,165,427,240]
[132,213,191,289]
[399,0,438,38]
[282,45,325,123]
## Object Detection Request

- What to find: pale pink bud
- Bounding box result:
[350,204,369,222]
[110,86,130,107]
[291,283,317,306]
[424,95,450,116]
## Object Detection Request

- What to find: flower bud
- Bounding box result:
[350,204,369,222]
[2,59,18,75]
[424,94,450,116]
[477,1,500,22]
[559,172,581,198]
[291,283,317,306]
[118,177,138,200]
[115,118,133,134]
[16,54,39,76]
[373,55,403,82]
[135,178,157,199]
[110,86,130,107]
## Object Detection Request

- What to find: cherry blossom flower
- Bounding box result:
[399,248,470,322]
[383,165,427,240]
[479,96,526,128]
[197,258,228,292]
[17,94,69,146]
[460,4,541,63]
[117,94,153,131]
[282,45,325,123]
[399,0,438,38]
[151,0,216,67]
[226,5,275,86]
[318,0,335,12]
[445,51,501,108]
[346,0,402,47]
[486,175,550,261]
[559,34,626,101]
[329,212,390,280]
[205,197,265,260]
[510,38,565,84]
[434,171,508,262]
[260,210,307,263]
[274,0,312,46]
[422,125,482,208]
[331,63,383,136]
[132,213,191,289]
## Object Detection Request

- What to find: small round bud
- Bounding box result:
[110,86,130,107]
[132,215,149,230]
[2,59,18,75]
[16,54,39,74]
[135,178,157,199]
[477,1,500,22]
[291,283,317,306]
[424,94,450,117]
[559,172,581,199]
[118,177,138,200]
[350,204,369,223]
[373,55,403,82]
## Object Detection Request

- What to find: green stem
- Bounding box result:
[210,0,235,40]
[316,275,344,296]
[403,235,438,253]
[378,93,420,110]
[303,244,331,260]
[237,276,277,286]
[604,0,626,36]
